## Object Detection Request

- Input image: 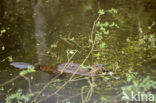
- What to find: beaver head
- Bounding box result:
[86,64,107,76]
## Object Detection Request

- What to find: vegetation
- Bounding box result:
[6,89,34,103]
[0,0,155,103]
[121,73,156,103]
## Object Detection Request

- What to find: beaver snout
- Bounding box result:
[93,64,109,73]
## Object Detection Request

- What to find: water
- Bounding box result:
[0,0,156,103]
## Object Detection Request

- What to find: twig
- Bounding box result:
[81,77,95,103]
[90,14,101,46]
[22,76,32,93]
[0,75,20,87]
[68,40,82,48]
[37,22,97,103]
[37,46,93,103]
[36,10,102,103]
[61,91,88,103]
[31,50,78,103]
[60,37,73,46]
[60,50,78,73]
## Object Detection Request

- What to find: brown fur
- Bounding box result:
[11,62,106,76]
[36,63,105,76]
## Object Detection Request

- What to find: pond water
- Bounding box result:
[0,0,156,103]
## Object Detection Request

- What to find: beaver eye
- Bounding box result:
[37,65,41,69]
[88,68,92,71]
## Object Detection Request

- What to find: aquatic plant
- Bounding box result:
[1,3,155,102]
[5,89,34,103]
[0,28,6,37]
[0,67,36,103]
[121,73,156,103]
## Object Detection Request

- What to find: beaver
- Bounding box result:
[10,62,106,76]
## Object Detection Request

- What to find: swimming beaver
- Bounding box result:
[10,62,106,76]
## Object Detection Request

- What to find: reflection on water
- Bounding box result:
[0,0,155,103]
[34,0,49,64]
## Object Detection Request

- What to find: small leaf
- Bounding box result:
[100,97,107,101]
[104,22,109,27]
[69,50,74,54]
[96,21,101,27]
[2,46,5,51]
[1,29,6,34]
[109,8,118,14]
[100,42,106,49]
[50,44,57,48]
[70,37,75,41]
[98,9,105,15]
[8,56,13,62]
[152,21,155,26]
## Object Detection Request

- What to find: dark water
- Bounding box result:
[0,0,156,103]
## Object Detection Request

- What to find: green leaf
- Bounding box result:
[50,44,57,48]
[19,67,36,76]
[98,9,105,15]
[96,21,101,27]
[70,37,75,41]
[103,30,109,35]
[100,42,106,49]
[8,56,13,62]
[1,29,6,34]
[109,8,118,14]
[152,21,155,26]
[2,46,5,51]
[104,22,109,27]
[100,96,107,101]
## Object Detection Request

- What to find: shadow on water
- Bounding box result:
[0,0,156,103]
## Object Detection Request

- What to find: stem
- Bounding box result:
[0,75,20,87]
[36,12,101,103]
[31,50,78,103]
